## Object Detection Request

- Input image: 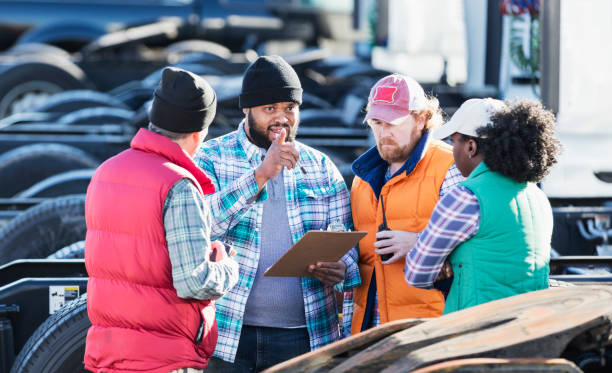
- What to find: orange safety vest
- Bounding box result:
[350,141,453,334]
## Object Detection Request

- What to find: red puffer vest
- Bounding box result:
[84,129,216,373]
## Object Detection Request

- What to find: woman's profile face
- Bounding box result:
[450,133,474,177]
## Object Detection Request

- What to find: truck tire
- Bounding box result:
[10,294,90,373]
[129,100,152,128]
[165,39,232,60]
[33,90,129,113]
[0,56,91,117]
[57,107,134,125]
[5,43,71,59]
[141,63,223,88]
[16,22,105,52]
[47,240,86,259]
[0,195,86,265]
[300,92,334,110]
[15,169,94,198]
[108,83,154,111]
[0,143,99,197]
[0,111,56,126]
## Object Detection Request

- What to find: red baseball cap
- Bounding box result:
[364,74,427,125]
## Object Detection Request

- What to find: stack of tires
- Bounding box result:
[0,53,116,371]
[0,38,398,267]
[0,41,397,186]
[0,142,97,263]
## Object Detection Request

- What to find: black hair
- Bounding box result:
[475,100,561,183]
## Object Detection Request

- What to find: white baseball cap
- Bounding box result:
[433,98,507,139]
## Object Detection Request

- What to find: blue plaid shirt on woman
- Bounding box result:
[194,122,360,362]
[405,184,480,288]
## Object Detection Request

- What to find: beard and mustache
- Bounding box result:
[246,109,414,165]
[247,110,298,149]
[376,138,414,164]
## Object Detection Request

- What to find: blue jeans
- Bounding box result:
[206,325,310,372]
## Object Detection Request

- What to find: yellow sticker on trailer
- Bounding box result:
[49,285,80,314]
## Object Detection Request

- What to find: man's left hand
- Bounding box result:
[374,230,418,265]
[308,260,346,286]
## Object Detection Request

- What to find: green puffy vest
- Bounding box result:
[443,162,551,314]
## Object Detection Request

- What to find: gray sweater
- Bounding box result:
[243,170,306,327]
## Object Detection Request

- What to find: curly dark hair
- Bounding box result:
[475,99,561,183]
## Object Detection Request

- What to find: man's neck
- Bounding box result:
[386,132,429,176]
[388,161,406,176]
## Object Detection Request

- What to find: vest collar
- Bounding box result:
[466,161,489,180]
[130,128,215,194]
[352,130,431,198]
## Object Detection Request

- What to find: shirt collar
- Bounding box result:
[237,119,266,164]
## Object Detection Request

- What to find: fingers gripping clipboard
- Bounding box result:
[263,231,367,277]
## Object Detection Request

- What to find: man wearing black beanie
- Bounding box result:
[195,55,360,371]
[84,67,238,373]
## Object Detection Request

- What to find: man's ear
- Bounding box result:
[416,111,430,131]
[242,108,249,115]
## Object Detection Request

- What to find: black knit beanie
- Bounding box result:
[239,55,303,109]
[149,67,217,133]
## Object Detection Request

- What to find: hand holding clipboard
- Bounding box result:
[263,231,367,278]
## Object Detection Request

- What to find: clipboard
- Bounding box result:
[264,230,367,277]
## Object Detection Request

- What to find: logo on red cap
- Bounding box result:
[373,86,397,104]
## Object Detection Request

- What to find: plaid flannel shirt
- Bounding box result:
[405,184,480,288]
[194,122,360,362]
[163,178,239,301]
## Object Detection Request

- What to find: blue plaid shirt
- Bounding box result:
[405,184,480,288]
[194,122,360,362]
[163,178,239,300]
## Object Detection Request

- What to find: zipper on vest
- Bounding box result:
[195,315,204,345]
[456,264,462,309]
